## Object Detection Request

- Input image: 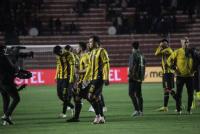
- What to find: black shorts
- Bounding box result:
[89,79,104,98]
[57,79,73,98]
[194,71,200,91]
[78,83,90,99]
[162,73,174,89]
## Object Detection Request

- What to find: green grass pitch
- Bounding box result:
[0,83,200,134]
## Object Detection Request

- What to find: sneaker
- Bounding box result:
[58,113,67,118]
[2,116,14,125]
[1,115,6,119]
[131,111,140,117]
[88,106,95,112]
[2,121,7,126]
[99,116,106,124]
[67,107,71,111]
[67,117,80,122]
[174,105,185,112]
[139,111,144,116]
[93,115,101,124]
[103,107,107,112]
[156,107,168,112]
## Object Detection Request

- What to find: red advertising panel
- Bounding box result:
[15,67,162,86]
[109,67,128,83]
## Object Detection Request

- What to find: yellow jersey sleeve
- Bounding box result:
[83,53,92,81]
[167,50,177,68]
[55,56,60,79]
[68,53,75,83]
[100,48,110,80]
[155,46,162,56]
[79,53,90,82]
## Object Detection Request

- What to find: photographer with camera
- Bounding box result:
[0,45,20,125]
[167,37,194,115]
[6,46,34,69]
[0,45,32,125]
[155,39,176,112]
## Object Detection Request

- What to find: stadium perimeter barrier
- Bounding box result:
[9,45,163,86]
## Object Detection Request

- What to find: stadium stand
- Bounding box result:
[0,0,200,69]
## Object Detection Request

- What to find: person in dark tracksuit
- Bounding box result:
[167,37,194,114]
[128,41,146,117]
[0,45,20,125]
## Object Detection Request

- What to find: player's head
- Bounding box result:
[53,45,62,55]
[160,39,169,48]
[181,37,189,48]
[64,45,73,52]
[78,42,87,52]
[0,45,7,55]
[132,41,139,50]
[88,35,101,49]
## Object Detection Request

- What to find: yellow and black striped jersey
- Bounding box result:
[73,53,80,69]
[55,55,63,79]
[155,46,174,74]
[79,53,90,82]
[84,47,110,81]
[167,48,194,77]
[55,51,75,83]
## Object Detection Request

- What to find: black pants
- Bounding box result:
[73,83,92,119]
[129,80,143,112]
[89,79,104,116]
[162,73,176,107]
[56,79,74,113]
[176,76,194,112]
[0,84,20,117]
[194,70,200,92]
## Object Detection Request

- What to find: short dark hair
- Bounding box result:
[89,35,101,45]
[132,41,139,49]
[53,45,62,54]
[79,42,87,51]
[161,39,169,43]
[64,45,72,51]
[0,45,6,54]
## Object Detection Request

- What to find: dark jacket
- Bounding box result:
[128,49,146,82]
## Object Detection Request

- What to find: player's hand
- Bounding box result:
[88,93,92,100]
[104,80,110,86]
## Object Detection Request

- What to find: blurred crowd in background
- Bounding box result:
[0,0,200,37]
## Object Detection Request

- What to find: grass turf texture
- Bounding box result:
[0,83,200,134]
